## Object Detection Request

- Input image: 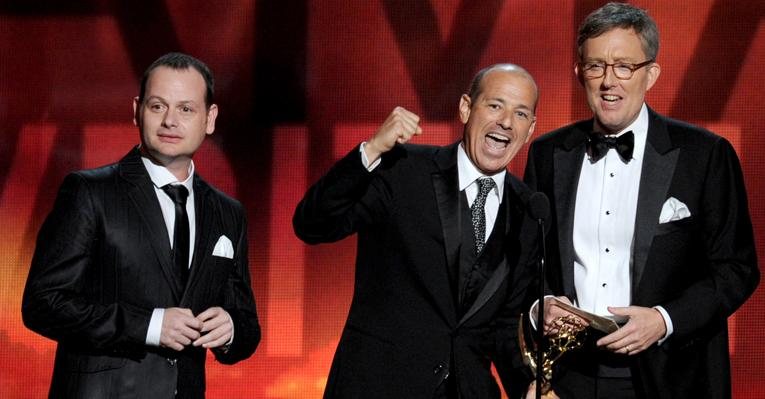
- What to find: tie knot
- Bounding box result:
[586,130,634,162]
[476,178,496,198]
[599,136,619,147]
[162,184,189,205]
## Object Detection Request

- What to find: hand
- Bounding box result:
[193,307,233,349]
[524,381,560,399]
[596,306,667,355]
[160,308,203,351]
[537,296,588,336]
[364,106,422,163]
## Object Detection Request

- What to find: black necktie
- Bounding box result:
[162,184,190,286]
[586,131,634,162]
[471,178,496,255]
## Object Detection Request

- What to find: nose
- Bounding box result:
[161,108,178,128]
[601,65,619,88]
[497,112,513,131]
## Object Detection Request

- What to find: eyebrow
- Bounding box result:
[144,96,199,106]
[485,97,534,111]
[583,57,641,63]
[484,97,508,105]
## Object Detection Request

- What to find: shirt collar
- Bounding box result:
[141,156,195,192]
[457,143,505,197]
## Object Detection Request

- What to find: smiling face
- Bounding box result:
[459,69,537,175]
[133,66,218,178]
[576,28,660,134]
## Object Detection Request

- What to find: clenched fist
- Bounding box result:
[364,106,422,164]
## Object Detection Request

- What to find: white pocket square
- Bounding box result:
[212,235,234,259]
[659,197,691,224]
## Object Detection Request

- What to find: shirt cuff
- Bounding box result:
[653,305,674,345]
[528,295,555,330]
[145,308,165,347]
[360,142,381,171]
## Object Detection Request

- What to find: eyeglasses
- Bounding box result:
[578,60,655,80]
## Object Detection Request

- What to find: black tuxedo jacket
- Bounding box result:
[524,108,759,398]
[294,142,540,399]
[22,147,260,399]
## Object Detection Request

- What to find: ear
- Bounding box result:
[525,117,537,143]
[645,62,661,91]
[205,104,219,135]
[458,94,471,124]
[132,96,140,127]
[573,63,584,86]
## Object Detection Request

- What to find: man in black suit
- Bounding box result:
[524,3,759,398]
[294,64,542,398]
[22,52,260,398]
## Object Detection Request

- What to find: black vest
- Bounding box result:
[455,191,508,317]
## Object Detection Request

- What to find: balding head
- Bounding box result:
[467,63,539,113]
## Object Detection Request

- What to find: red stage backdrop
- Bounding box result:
[1,1,763,398]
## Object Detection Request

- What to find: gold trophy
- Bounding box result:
[518,313,588,395]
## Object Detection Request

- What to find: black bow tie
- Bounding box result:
[586,131,634,163]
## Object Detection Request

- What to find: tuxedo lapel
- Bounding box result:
[553,127,588,299]
[431,143,461,324]
[632,111,678,295]
[459,259,508,326]
[119,148,184,302]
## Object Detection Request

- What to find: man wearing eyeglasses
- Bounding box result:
[523,3,758,399]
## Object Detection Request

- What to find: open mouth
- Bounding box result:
[601,94,621,103]
[486,132,510,149]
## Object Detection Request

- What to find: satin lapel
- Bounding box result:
[431,143,461,324]
[181,176,214,304]
[459,259,508,326]
[458,182,518,326]
[433,171,460,286]
[554,134,587,299]
[632,113,678,295]
[119,148,183,302]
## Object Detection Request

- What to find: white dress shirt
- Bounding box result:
[456,144,504,240]
[141,156,196,346]
[573,104,672,340]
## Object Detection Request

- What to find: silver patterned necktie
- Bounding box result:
[471,178,496,254]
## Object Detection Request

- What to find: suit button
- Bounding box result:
[167,358,177,367]
[433,363,450,380]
